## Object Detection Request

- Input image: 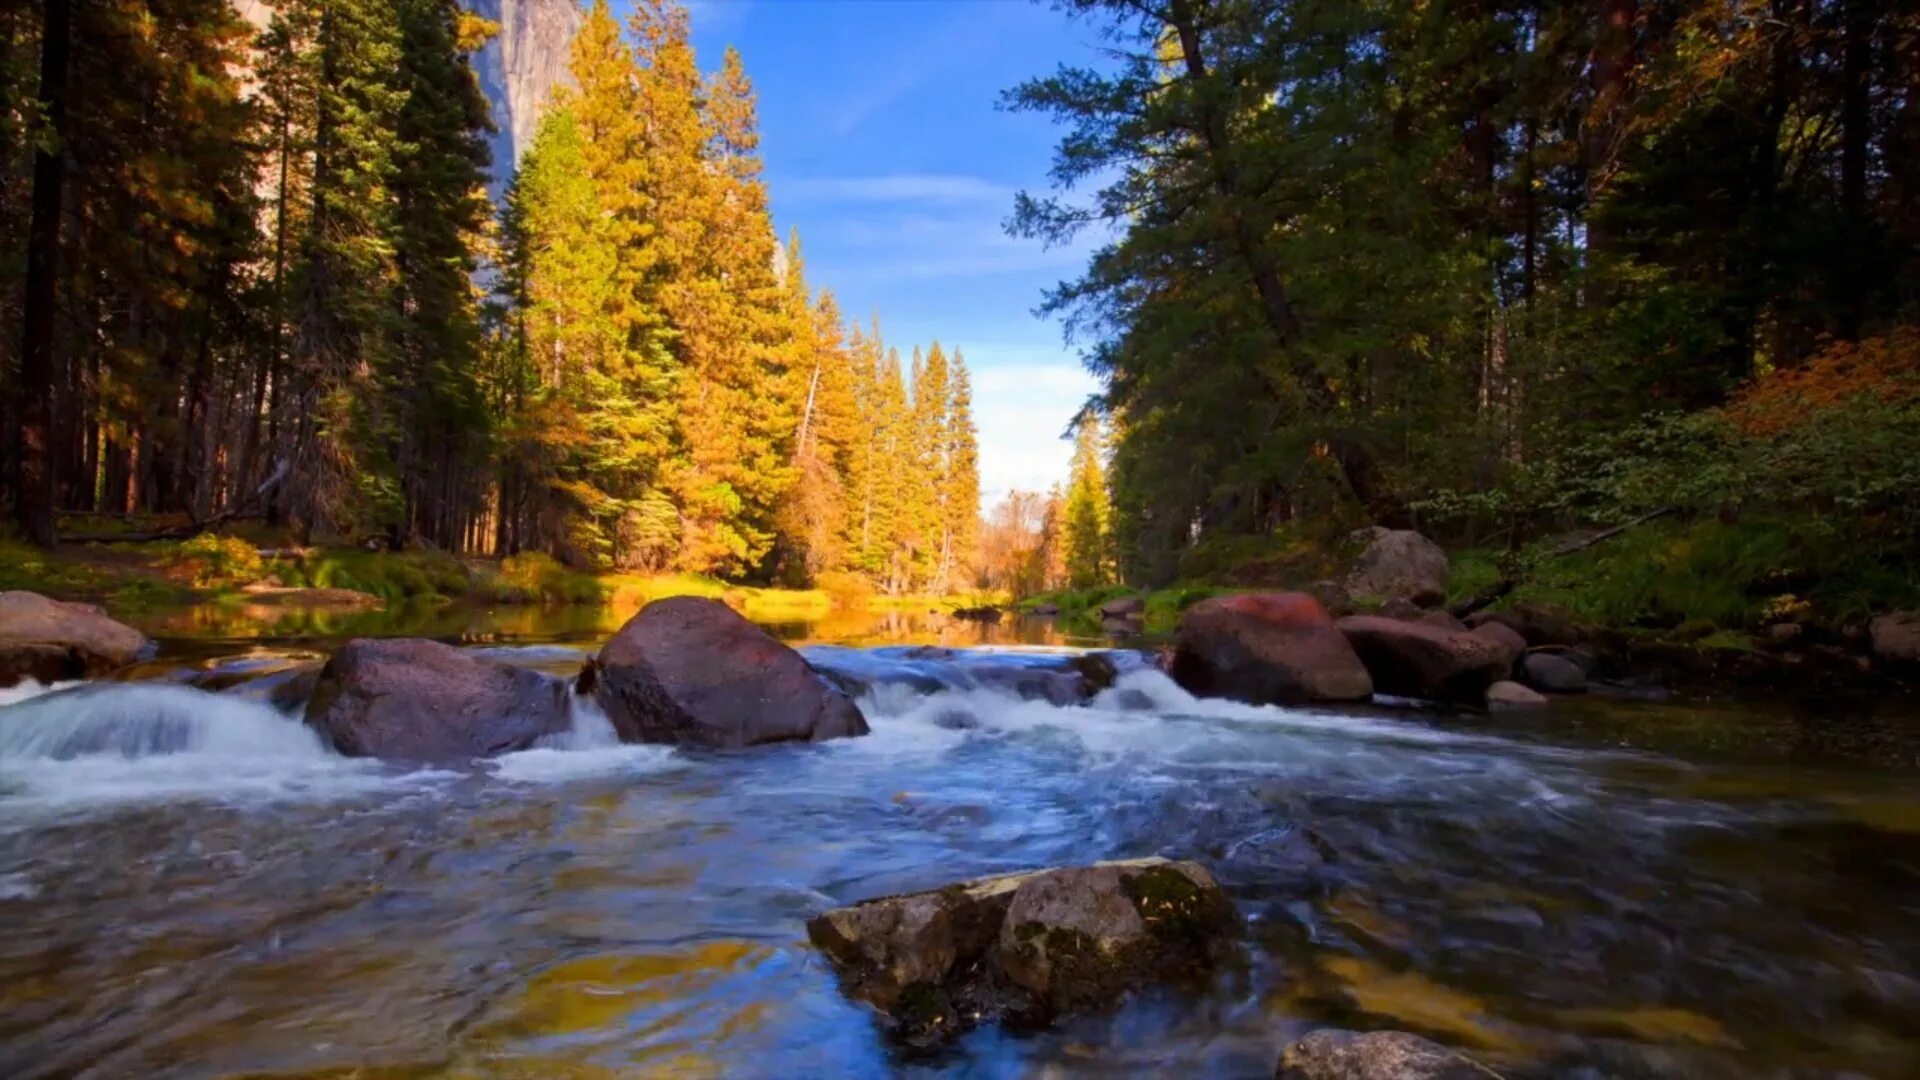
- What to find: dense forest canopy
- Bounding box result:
[1013,0,1920,601]
[0,0,982,593]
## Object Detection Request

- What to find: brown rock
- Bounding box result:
[0,591,152,687]
[1870,611,1920,668]
[1171,593,1374,705]
[1277,1029,1495,1079]
[1469,621,1526,674]
[1099,595,1146,619]
[1338,616,1513,703]
[304,638,570,762]
[1486,680,1549,710]
[808,858,1239,1045]
[590,596,868,748]
[1465,603,1587,648]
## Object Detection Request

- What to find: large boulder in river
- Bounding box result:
[0,590,152,687]
[1276,1029,1494,1079]
[1337,616,1513,703]
[588,596,867,748]
[1870,611,1920,670]
[304,638,570,761]
[1343,528,1449,608]
[1170,593,1374,705]
[807,857,1238,1045]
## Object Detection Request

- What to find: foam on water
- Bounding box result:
[0,682,402,816]
[488,694,683,782]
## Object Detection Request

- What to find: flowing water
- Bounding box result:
[2,604,1918,1078]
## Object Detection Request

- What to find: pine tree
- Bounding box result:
[944,352,982,588]
[1063,416,1110,589]
[908,342,951,589]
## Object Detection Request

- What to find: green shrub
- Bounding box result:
[163,534,266,588]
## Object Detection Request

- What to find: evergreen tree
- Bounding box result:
[1063,416,1110,589]
[944,352,982,587]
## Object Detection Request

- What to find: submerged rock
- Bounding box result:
[1344,528,1449,608]
[0,591,152,687]
[304,638,570,761]
[589,596,868,748]
[1171,593,1374,705]
[807,857,1239,1045]
[1338,616,1513,704]
[1485,680,1549,710]
[1276,1029,1495,1079]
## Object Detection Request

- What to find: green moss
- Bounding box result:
[891,980,957,1040]
[1119,866,1228,946]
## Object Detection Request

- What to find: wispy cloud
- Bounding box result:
[785,174,1015,205]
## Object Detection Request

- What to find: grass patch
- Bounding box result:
[1500,516,1920,630]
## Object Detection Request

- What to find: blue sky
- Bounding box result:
[675,0,1110,506]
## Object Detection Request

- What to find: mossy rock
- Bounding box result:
[808,857,1238,1043]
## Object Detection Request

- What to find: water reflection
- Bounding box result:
[124,597,1107,655]
[3,605,1919,1077]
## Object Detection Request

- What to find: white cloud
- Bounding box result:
[956,350,1100,508]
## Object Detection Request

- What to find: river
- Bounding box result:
[1,602,1917,1077]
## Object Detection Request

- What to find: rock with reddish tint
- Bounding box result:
[1468,621,1527,671]
[1276,1029,1495,1079]
[589,596,868,748]
[304,638,570,761]
[1343,528,1449,608]
[0,591,153,687]
[807,858,1238,1046]
[1171,593,1374,705]
[1099,595,1146,619]
[1337,616,1514,703]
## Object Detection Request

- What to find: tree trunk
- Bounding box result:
[14,0,72,546]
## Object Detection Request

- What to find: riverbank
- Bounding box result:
[1019,520,1920,701]
[0,534,997,631]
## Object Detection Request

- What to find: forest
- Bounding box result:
[1015,0,1920,625]
[0,0,981,595]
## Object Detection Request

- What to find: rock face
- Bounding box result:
[235,0,578,203]
[1344,528,1449,608]
[303,638,570,761]
[467,0,580,197]
[1519,651,1588,693]
[1276,1029,1494,1079]
[1337,616,1513,703]
[1170,593,1374,704]
[807,858,1239,1045]
[0,591,152,687]
[589,597,868,748]
[1870,611,1920,668]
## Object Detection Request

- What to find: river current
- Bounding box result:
[1,612,1917,1078]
